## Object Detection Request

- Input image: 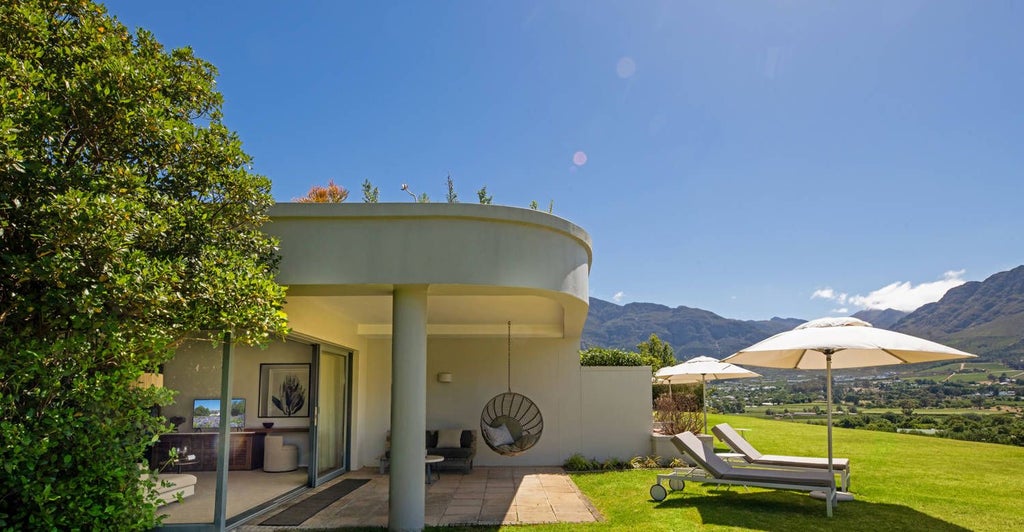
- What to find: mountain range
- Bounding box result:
[583,265,1024,364]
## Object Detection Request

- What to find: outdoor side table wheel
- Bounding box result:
[669,478,685,491]
[650,483,668,502]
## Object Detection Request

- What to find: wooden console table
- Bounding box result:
[151,432,265,471]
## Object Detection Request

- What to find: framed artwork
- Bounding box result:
[259,363,310,418]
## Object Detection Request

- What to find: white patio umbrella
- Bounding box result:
[722,317,976,497]
[655,356,761,433]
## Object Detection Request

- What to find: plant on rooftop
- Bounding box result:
[361,179,379,203]
[296,179,349,203]
[0,1,288,528]
[445,173,458,203]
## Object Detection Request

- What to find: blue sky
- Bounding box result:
[103,1,1023,321]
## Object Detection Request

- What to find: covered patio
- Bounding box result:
[236,466,600,529]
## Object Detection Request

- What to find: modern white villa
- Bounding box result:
[153,203,651,530]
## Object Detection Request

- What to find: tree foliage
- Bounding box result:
[637,333,676,369]
[0,1,288,528]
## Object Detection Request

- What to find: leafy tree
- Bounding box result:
[193,405,212,417]
[297,179,348,203]
[637,333,676,369]
[445,173,458,203]
[477,186,492,204]
[361,178,379,203]
[0,1,288,528]
[529,200,539,210]
[417,192,431,203]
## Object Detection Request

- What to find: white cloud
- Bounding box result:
[612,291,625,303]
[811,288,847,304]
[813,270,967,313]
[831,307,849,314]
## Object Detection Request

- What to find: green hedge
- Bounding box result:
[580,347,658,367]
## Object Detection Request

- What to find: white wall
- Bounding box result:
[359,338,392,469]
[422,336,584,466]
[579,366,653,461]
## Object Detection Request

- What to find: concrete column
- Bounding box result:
[389,285,428,531]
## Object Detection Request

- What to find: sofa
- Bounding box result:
[382,429,477,474]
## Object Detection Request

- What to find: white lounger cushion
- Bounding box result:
[713,423,850,471]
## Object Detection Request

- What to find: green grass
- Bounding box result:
[564,414,1024,531]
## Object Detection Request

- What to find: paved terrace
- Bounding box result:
[238,466,601,529]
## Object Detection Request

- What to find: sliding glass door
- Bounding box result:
[311,348,350,485]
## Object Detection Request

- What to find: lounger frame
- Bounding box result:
[649,432,837,517]
[713,423,851,491]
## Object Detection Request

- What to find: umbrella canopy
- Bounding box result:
[723,317,975,370]
[655,356,761,433]
[722,316,976,499]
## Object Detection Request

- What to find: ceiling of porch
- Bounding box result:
[286,293,568,338]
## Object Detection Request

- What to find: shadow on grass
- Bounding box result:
[653,489,971,531]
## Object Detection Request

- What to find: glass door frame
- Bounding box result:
[308,344,353,487]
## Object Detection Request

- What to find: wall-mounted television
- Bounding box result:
[192,398,245,431]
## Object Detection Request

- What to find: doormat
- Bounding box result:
[260,478,371,526]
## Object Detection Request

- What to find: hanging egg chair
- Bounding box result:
[480,322,544,456]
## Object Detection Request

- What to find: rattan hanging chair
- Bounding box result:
[479,322,544,456]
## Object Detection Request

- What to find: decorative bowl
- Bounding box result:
[262,422,274,429]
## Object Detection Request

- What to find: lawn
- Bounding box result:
[330,414,1024,531]
[527,413,1020,532]
[558,414,1024,531]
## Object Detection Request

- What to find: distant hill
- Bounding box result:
[893,265,1024,363]
[582,298,803,360]
[583,265,1024,365]
[851,308,908,329]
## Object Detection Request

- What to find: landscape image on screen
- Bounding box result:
[192,398,245,430]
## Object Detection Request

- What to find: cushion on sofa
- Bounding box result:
[437,428,463,448]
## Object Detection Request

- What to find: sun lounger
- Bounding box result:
[712,423,851,491]
[649,432,837,517]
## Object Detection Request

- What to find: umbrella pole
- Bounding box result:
[826,351,836,508]
[702,374,708,434]
[825,354,834,474]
